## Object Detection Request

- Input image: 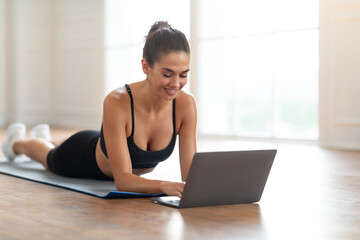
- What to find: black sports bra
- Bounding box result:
[99,84,177,168]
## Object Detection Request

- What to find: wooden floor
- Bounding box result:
[0,127,359,240]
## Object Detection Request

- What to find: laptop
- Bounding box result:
[150,149,276,208]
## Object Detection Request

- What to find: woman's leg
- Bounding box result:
[13,139,55,170]
[51,138,67,147]
[45,130,110,179]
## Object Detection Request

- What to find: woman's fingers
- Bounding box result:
[176,183,184,198]
[160,181,186,197]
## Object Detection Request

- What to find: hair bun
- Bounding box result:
[148,21,171,34]
[143,20,190,67]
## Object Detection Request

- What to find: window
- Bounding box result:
[105,0,190,94]
[197,0,319,140]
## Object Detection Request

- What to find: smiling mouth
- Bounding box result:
[165,88,178,95]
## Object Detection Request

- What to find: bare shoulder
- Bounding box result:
[104,87,129,107]
[176,90,197,129]
[176,90,197,112]
[103,86,131,118]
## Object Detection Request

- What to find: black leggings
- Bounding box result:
[46,130,112,180]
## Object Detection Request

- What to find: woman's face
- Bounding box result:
[144,51,190,101]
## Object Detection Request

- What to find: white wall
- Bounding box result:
[319,0,360,150]
[53,0,104,129]
[1,0,104,129]
[8,0,54,125]
[0,0,7,126]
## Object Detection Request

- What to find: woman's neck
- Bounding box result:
[132,80,171,114]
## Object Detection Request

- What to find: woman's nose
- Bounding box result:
[170,75,180,88]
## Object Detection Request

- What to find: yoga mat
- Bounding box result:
[0,157,164,198]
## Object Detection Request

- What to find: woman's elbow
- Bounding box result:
[113,173,132,191]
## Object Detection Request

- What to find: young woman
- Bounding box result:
[1,21,197,198]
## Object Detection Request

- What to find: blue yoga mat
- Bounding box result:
[0,157,164,198]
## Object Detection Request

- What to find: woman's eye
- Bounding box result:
[163,74,187,78]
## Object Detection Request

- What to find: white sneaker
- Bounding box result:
[30,123,51,142]
[2,123,26,161]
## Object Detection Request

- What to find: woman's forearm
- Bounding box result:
[114,172,165,194]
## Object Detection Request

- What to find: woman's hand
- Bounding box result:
[160,181,185,198]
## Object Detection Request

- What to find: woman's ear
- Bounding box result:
[141,58,150,75]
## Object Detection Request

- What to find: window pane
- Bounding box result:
[105,45,143,94]
[198,39,237,135]
[198,35,275,137]
[274,0,319,31]
[274,30,319,139]
[197,0,319,140]
[198,0,274,39]
[105,0,132,46]
[106,0,190,47]
[235,35,275,137]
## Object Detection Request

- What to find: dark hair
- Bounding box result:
[143,21,190,67]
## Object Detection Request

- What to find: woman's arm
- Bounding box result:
[178,92,198,181]
[102,89,184,197]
